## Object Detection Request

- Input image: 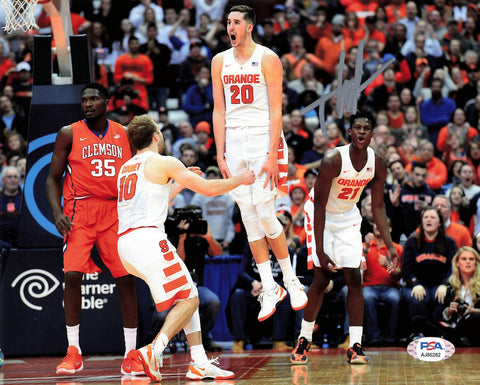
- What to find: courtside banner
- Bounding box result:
[0,249,124,355]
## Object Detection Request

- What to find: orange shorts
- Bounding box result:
[63,197,129,278]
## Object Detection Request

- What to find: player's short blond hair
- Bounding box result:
[127,114,160,150]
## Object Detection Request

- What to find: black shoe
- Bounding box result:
[291,337,311,364]
[346,343,370,364]
[204,340,223,352]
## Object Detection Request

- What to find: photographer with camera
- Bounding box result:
[155,205,224,352]
[412,246,480,346]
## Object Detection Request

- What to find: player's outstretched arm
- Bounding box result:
[147,155,254,196]
[169,166,202,200]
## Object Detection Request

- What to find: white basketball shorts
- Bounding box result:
[304,198,363,269]
[118,227,198,311]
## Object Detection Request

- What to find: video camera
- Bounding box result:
[165,205,208,236]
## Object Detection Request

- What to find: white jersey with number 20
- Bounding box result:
[222,44,270,128]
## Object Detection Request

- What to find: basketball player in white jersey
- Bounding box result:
[211,5,308,323]
[291,111,399,364]
[117,115,254,381]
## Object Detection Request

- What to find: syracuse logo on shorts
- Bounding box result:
[407,337,455,361]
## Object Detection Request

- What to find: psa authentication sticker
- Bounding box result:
[407,337,455,361]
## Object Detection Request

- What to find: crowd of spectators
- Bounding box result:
[1,0,480,348]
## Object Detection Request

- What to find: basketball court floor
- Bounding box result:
[1,346,480,384]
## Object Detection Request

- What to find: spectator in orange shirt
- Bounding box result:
[362,221,403,346]
[343,12,363,46]
[385,0,407,24]
[314,14,353,81]
[437,108,477,158]
[406,140,447,192]
[386,93,405,130]
[364,53,411,97]
[287,147,307,184]
[113,36,154,113]
[344,0,378,27]
[288,182,308,246]
[374,6,389,37]
[0,42,14,83]
[272,4,289,35]
[466,138,480,186]
[448,184,474,235]
[361,15,386,52]
[325,121,347,149]
[290,109,313,146]
[282,35,323,80]
[434,195,472,248]
[306,4,332,42]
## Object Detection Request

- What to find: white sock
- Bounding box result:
[153,332,169,357]
[349,326,363,347]
[299,320,315,341]
[66,325,81,354]
[190,344,208,366]
[278,256,296,281]
[257,261,276,291]
[124,327,137,356]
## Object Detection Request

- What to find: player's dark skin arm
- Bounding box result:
[46,126,73,236]
[371,154,400,273]
[303,150,341,322]
[45,125,84,325]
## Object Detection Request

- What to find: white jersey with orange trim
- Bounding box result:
[222,44,270,129]
[325,144,375,214]
[117,151,171,234]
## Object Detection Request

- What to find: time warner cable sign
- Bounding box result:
[407,337,455,361]
[11,269,115,311]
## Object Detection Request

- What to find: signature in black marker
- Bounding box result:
[301,39,395,135]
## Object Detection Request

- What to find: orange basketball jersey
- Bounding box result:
[63,119,131,202]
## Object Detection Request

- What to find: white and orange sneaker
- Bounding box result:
[56,346,83,375]
[284,277,308,310]
[121,349,144,375]
[257,284,287,321]
[185,357,234,380]
[135,344,162,382]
